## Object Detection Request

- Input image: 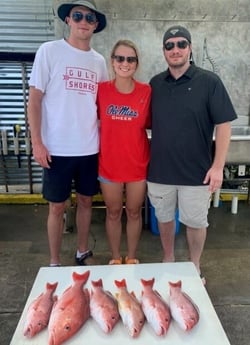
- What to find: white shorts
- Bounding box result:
[147,182,211,228]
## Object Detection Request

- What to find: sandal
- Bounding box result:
[125,256,139,264]
[200,274,206,286]
[109,257,122,265]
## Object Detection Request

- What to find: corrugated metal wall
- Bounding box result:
[0,61,40,194]
[1,0,54,52]
[0,0,55,194]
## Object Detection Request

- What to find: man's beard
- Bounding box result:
[168,60,187,69]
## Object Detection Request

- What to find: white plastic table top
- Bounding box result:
[10,262,231,345]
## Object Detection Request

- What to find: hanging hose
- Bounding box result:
[202,38,220,74]
[21,62,33,194]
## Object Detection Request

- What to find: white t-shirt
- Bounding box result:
[29,39,108,156]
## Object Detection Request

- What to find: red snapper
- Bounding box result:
[140,278,171,335]
[48,270,90,345]
[169,280,199,331]
[23,282,58,338]
[90,278,120,333]
[114,278,145,338]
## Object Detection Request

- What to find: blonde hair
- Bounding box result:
[111,39,139,64]
[109,39,140,78]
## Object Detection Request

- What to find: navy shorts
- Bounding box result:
[42,154,99,202]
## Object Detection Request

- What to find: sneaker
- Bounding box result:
[75,250,93,266]
[49,263,61,267]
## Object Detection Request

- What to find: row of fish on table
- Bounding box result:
[23,270,200,345]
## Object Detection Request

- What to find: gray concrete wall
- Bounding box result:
[54,0,250,125]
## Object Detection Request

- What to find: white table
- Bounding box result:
[10,262,231,345]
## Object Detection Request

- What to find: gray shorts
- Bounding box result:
[147,182,211,228]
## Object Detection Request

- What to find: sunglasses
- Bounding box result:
[112,55,138,64]
[71,11,97,24]
[164,40,190,51]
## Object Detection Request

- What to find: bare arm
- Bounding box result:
[28,87,51,168]
[203,122,231,192]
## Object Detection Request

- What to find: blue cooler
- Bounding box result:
[150,204,180,235]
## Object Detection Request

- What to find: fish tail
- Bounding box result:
[141,278,155,287]
[46,282,58,292]
[72,270,90,284]
[91,278,103,287]
[168,280,182,288]
[114,278,126,288]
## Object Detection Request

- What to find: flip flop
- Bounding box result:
[109,257,122,265]
[125,256,140,264]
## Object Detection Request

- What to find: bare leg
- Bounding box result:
[158,220,176,262]
[186,226,207,274]
[47,201,66,265]
[125,181,146,259]
[101,182,124,260]
[76,193,93,253]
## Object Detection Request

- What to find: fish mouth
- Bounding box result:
[23,326,33,338]
[129,328,140,338]
[186,322,196,331]
[103,324,112,333]
[157,326,167,336]
[48,331,57,345]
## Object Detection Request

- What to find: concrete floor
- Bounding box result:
[0,201,250,345]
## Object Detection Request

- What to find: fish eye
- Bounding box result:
[64,324,71,331]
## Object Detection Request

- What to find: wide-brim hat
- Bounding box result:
[57,0,106,33]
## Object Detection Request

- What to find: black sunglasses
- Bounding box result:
[112,55,138,64]
[71,11,97,24]
[164,40,190,51]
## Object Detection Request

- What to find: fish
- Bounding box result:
[168,280,199,331]
[23,281,58,338]
[114,278,145,338]
[48,270,90,345]
[90,278,120,333]
[140,278,171,336]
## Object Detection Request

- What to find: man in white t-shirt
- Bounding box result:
[28,0,108,266]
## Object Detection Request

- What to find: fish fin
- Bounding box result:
[114,278,126,288]
[84,288,90,303]
[72,270,90,283]
[30,292,44,310]
[153,289,162,297]
[141,278,155,287]
[130,291,140,303]
[51,297,58,309]
[91,278,103,287]
[182,292,200,315]
[130,291,136,298]
[105,290,116,300]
